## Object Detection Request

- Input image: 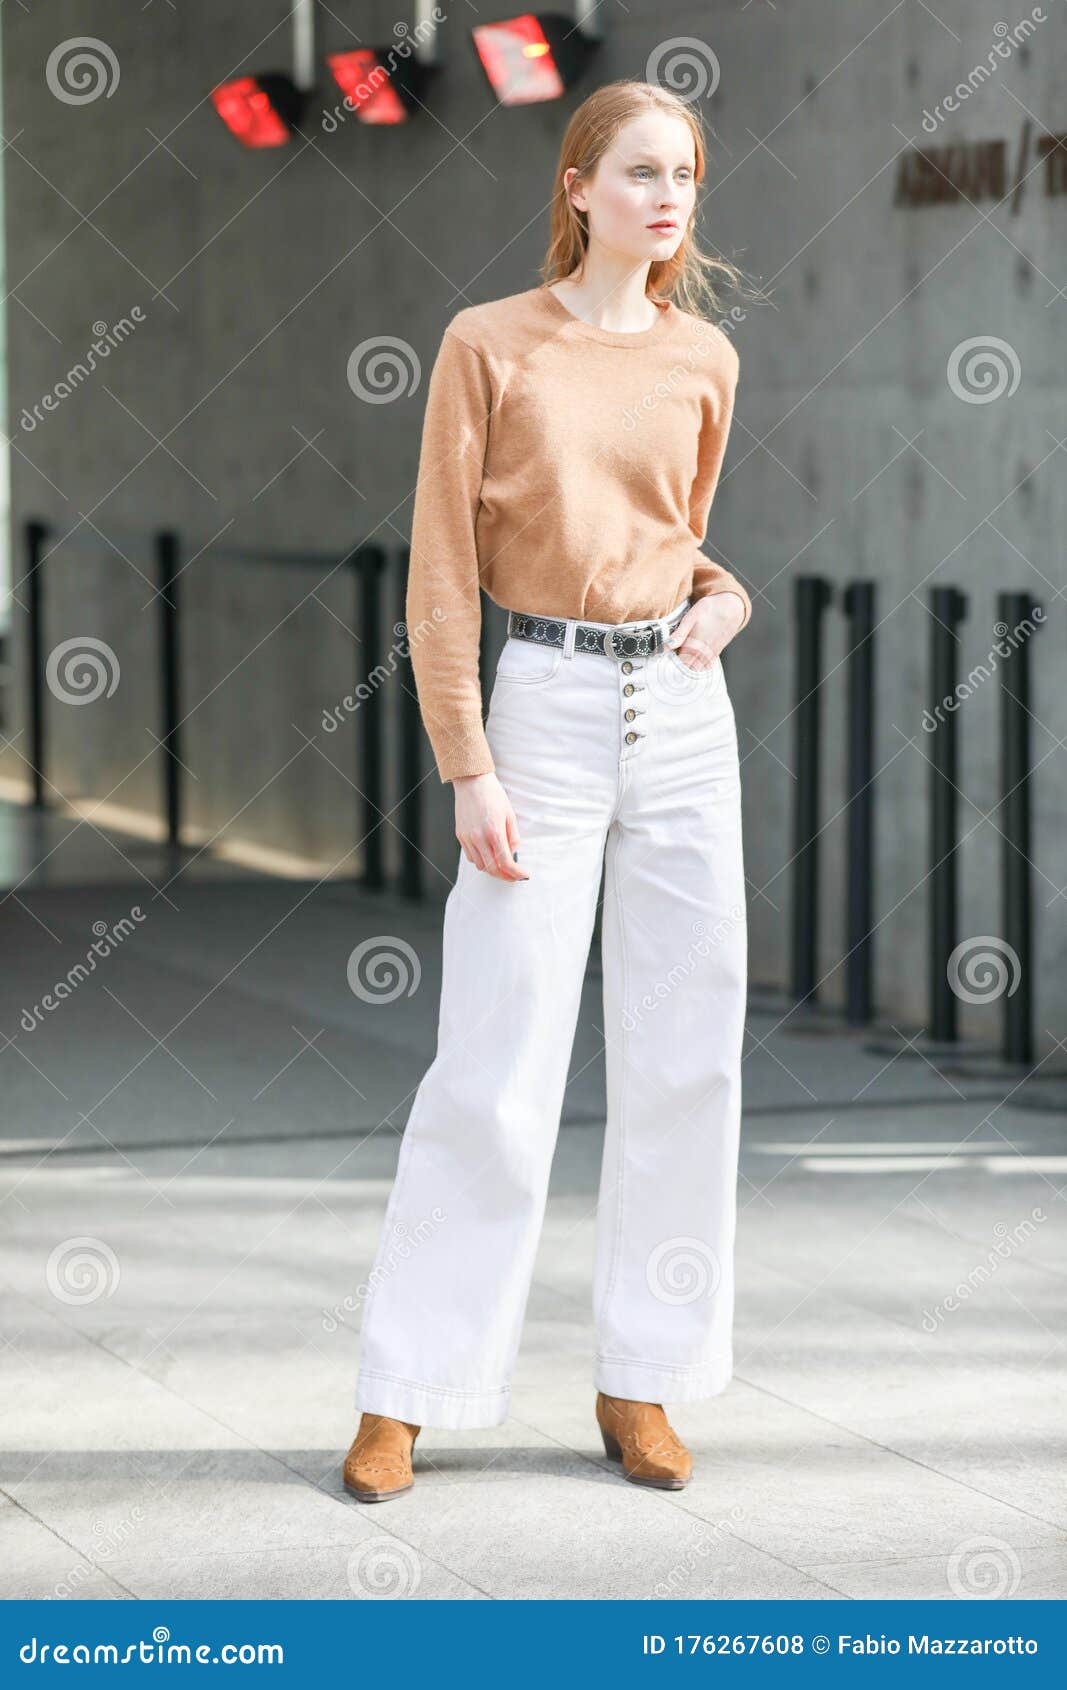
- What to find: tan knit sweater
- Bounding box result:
[406,284,749,783]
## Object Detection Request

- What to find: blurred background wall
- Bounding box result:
[1,1,1063,1050]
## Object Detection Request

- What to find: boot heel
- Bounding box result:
[601,1428,622,1460]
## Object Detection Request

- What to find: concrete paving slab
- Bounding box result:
[805,1542,1067,1601]
[0,1502,133,1600]
[1,866,1063,1600]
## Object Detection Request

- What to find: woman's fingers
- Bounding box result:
[453,774,529,881]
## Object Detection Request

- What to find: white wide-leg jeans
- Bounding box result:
[353,596,747,1428]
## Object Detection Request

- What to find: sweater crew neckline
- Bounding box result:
[534,284,676,347]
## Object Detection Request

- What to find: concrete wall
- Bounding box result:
[2,1,1064,1050]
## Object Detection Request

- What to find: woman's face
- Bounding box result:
[566,112,698,262]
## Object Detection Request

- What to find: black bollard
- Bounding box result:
[928,586,968,1044]
[998,591,1041,1066]
[397,548,423,901]
[356,545,387,891]
[790,575,834,1007]
[25,520,49,809]
[843,581,876,1025]
[156,530,182,849]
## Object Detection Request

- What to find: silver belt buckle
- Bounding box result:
[604,622,657,660]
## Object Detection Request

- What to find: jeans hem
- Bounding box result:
[355,1369,511,1429]
[594,1353,733,1403]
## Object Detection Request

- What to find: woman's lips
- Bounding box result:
[648,222,678,231]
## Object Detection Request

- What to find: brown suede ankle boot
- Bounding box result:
[343,1412,421,1502]
[595,1391,693,1489]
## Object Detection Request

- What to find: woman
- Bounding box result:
[344,78,752,1502]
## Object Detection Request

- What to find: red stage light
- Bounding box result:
[326,49,411,124]
[472,14,598,105]
[211,74,305,148]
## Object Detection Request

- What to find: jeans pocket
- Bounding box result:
[494,635,564,684]
[664,647,724,694]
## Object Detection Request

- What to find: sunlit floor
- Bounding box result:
[1,802,1064,1600]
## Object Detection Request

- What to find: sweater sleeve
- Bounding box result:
[688,350,752,631]
[405,328,496,783]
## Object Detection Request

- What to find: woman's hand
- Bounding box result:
[452,771,530,881]
[666,591,746,670]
